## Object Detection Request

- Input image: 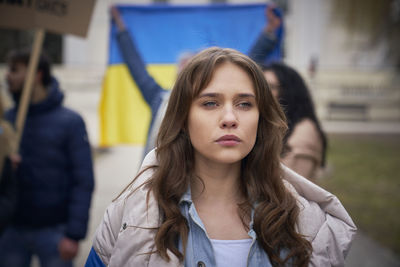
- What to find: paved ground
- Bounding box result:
[346,230,400,267]
[75,146,144,266]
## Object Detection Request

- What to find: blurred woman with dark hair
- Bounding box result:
[86,47,355,267]
[249,6,327,181]
[263,63,327,181]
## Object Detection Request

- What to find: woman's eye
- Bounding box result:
[202,101,218,107]
[238,102,252,109]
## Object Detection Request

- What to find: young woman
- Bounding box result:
[262,63,327,180]
[85,47,355,267]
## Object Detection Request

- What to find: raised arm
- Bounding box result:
[248,6,282,65]
[110,7,165,113]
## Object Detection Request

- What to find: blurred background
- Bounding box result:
[0,0,399,266]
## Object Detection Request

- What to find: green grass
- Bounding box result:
[318,134,400,254]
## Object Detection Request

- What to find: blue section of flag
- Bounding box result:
[108,4,283,65]
[85,247,106,267]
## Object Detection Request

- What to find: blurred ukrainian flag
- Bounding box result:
[99,3,283,146]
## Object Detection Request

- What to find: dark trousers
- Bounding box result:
[0,224,73,267]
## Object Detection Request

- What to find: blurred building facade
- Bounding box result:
[1,0,399,122]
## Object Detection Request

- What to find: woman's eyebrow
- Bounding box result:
[198,93,255,98]
[237,93,256,98]
[196,93,256,102]
[197,93,220,98]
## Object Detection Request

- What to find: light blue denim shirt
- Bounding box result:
[178,188,273,267]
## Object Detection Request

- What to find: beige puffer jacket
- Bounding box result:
[92,150,356,267]
[282,118,324,180]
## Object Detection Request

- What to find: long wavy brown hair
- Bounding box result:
[134,47,311,266]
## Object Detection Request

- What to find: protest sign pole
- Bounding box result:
[14,28,45,151]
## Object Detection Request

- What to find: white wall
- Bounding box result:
[283,0,329,71]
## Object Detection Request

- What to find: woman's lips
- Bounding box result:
[216,135,241,146]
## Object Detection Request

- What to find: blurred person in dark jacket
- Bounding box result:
[0,49,95,267]
[0,116,18,236]
[0,157,17,235]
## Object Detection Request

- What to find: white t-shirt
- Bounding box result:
[210,239,252,267]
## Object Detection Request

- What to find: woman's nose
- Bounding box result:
[220,107,238,128]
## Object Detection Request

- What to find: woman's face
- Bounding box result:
[264,70,280,98]
[187,62,259,166]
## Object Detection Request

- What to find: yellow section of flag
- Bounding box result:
[99,64,177,146]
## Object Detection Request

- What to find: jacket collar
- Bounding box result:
[179,186,192,205]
